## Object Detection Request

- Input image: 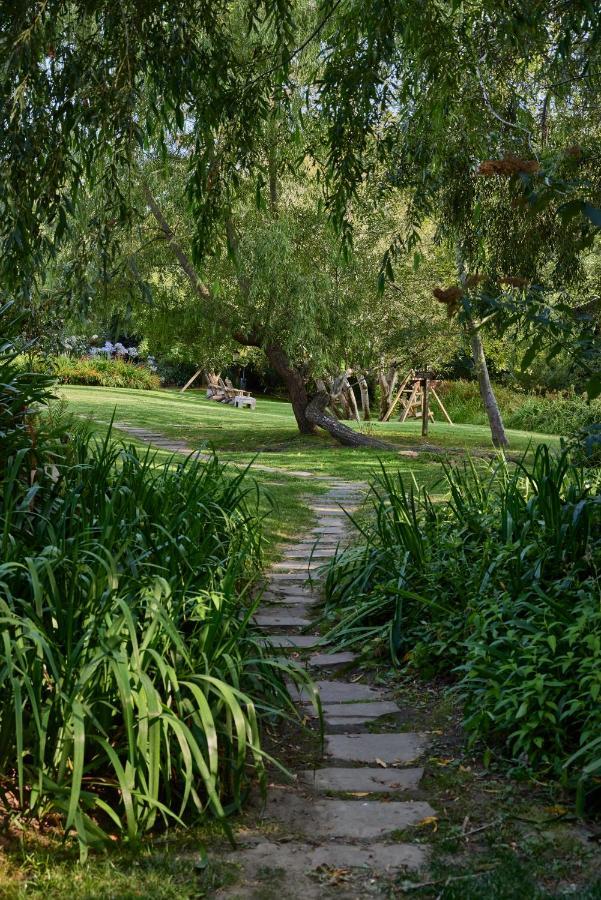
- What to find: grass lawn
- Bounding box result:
[58,384,561,560]
[60,385,560,482]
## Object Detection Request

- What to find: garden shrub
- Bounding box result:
[23,354,161,389]
[506,393,601,436]
[436,379,525,426]
[0,304,57,468]
[434,380,599,437]
[323,448,601,791]
[0,309,308,856]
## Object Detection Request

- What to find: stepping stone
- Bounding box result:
[266,793,435,838]
[285,548,336,559]
[315,700,401,719]
[229,840,426,876]
[259,635,321,649]
[308,651,356,667]
[326,732,429,765]
[272,560,322,570]
[323,716,380,729]
[268,573,311,582]
[300,766,424,793]
[276,587,316,598]
[264,594,317,607]
[259,602,314,615]
[291,680,385,704]
[254,611,311,627]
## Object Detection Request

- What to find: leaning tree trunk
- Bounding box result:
[378,365,398,420]
[345,383,361,422]
[357,374,371,421]
[305,392,393,448]
[467,319,509,448]
[265,344,316,435]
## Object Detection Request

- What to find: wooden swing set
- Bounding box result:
[382,369,453,436]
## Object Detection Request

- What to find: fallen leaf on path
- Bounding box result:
[544,805,568,816]
[416,815,438,831]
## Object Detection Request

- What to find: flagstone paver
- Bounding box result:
[300,766,424,793]
[265,793,436,838]
[290,679,386,704]
[307,651,356,667]
[326,731,430,765]
[254,610,312,627]
[223,839,426,893]
[305,700,401,719]
[260,634,322,649]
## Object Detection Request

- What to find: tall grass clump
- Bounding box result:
[435,379,600,438]
[435,379,525,426]
[506,392,601,436]
[1,305,307,857]
[323,448,601,796]
[18,354,161,389]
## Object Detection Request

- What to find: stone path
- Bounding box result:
[224,481,436,898]
[109,425,436,896]
[113,424,315,478]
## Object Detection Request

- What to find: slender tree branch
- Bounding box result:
[142,183,212,301]
[242,0,343,93]
[475,59,534,148]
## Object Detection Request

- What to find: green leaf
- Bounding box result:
[516,701,529,719]
[520,342,539,371]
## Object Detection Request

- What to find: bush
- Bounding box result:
[0,303,57,468]
[434,380,600,437]
[0,310,309,856]
[25,354,161,389]
[155,359,201,387]
[435,379,525,426]
[506,393,601,436]
[323,448,601,792]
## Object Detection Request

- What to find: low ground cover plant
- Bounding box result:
[436,379,600,437]
[0,310,306,857]
[436,379,525,426]
[19,354,161,389]
[323,447,601,797]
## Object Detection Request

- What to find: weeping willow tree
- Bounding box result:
[2,0,600,444]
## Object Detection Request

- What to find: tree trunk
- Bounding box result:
[455,243,509,449]
[357,374,371,420]
[305,392,393,449]
[265,344,316,435]
[467,319,509,448]
[378,365,398,420]
[345,383,361,422]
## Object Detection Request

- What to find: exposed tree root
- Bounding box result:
[305,392,394,449]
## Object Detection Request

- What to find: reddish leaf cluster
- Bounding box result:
[477,155,540,177]
[432,273,529,316]
[433,286,462,317]
[499,275,529,287]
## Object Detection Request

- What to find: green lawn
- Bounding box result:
[60,384,559,482]
[57,385,561,558]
